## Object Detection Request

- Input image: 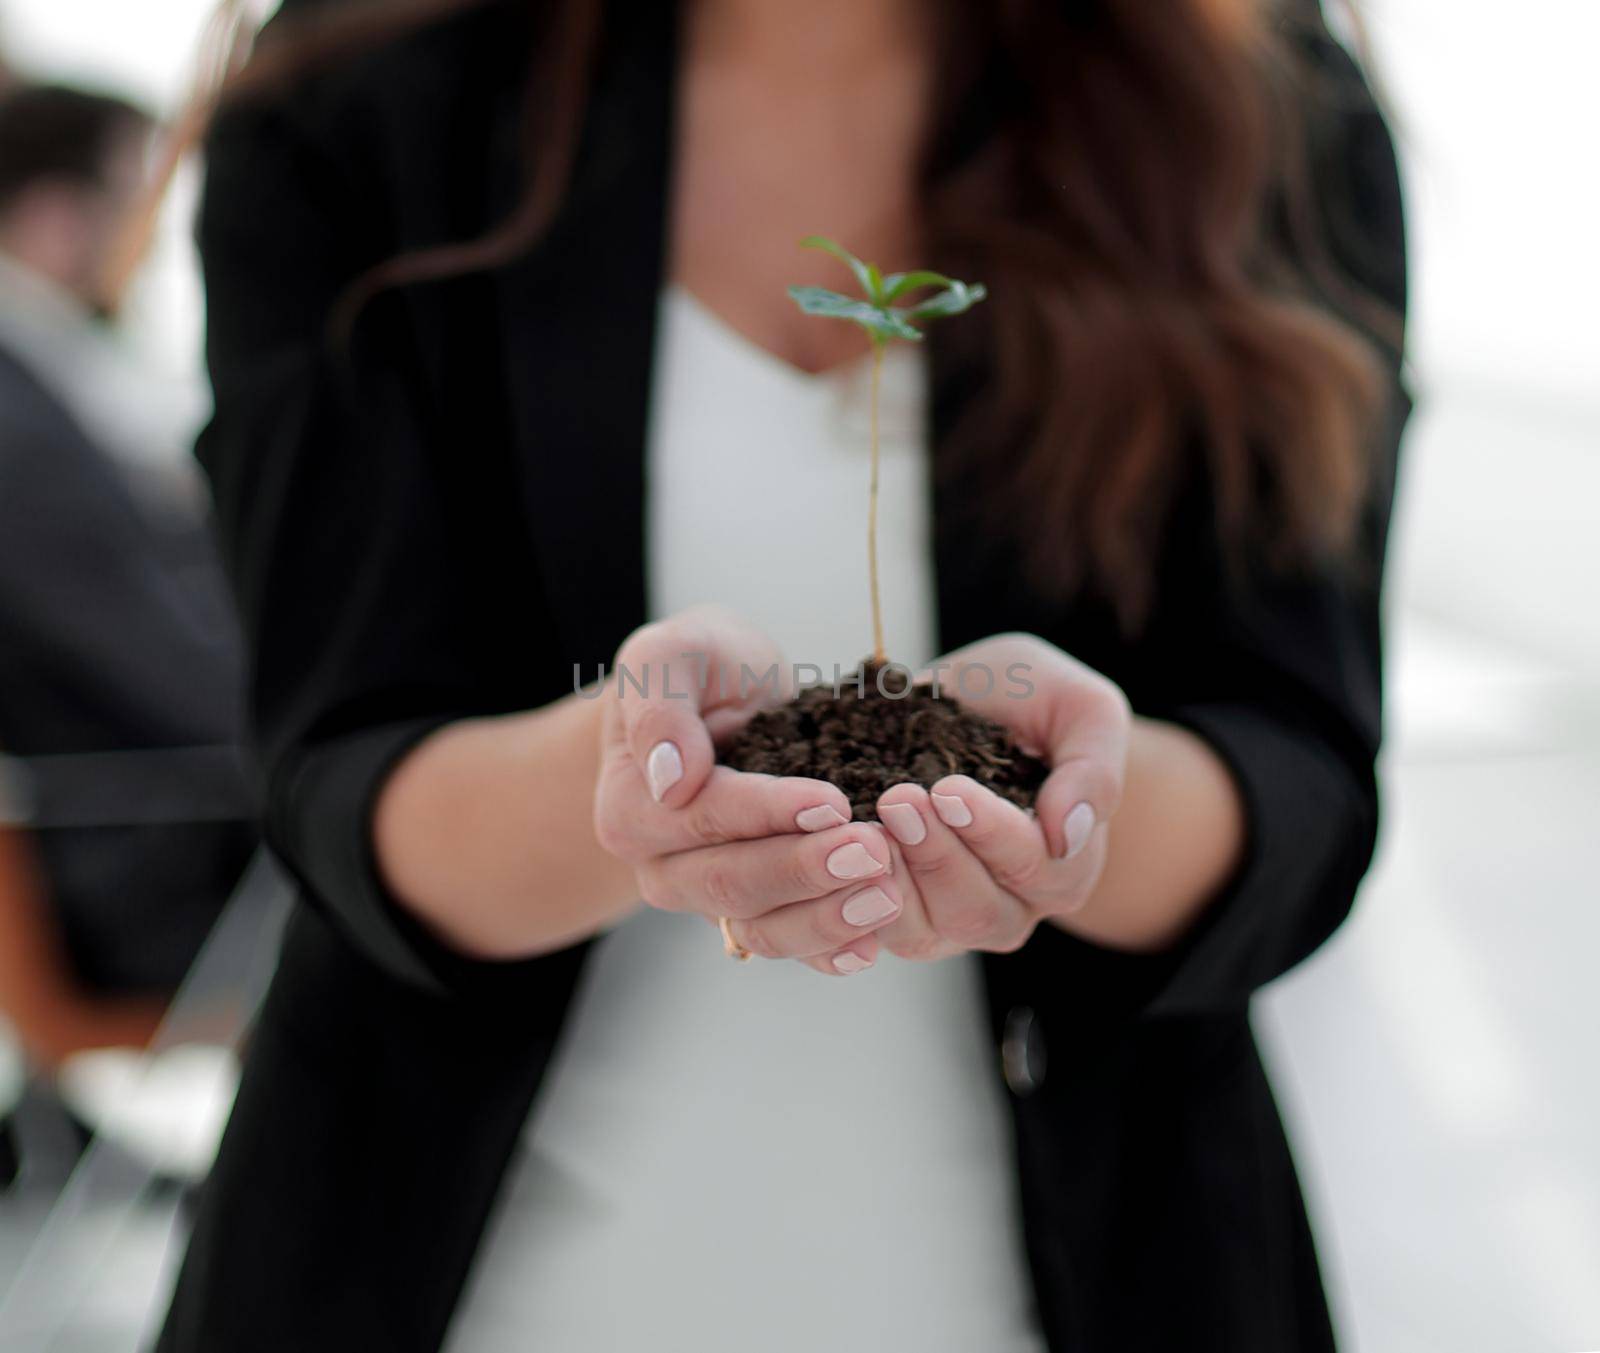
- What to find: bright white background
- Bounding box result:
[1,2,1597,1350]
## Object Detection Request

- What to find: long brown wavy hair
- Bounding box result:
[119,0,1393,629]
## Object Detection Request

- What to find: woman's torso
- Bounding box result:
[158,9,1402,1349]
[444,287,1044,1351]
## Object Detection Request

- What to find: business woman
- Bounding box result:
[158,0,1408,1348]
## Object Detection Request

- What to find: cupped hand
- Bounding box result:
[870,633,1131,960]
[592,606,904,975]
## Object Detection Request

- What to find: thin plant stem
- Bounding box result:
[867,337,886,666]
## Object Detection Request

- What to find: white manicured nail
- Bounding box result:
[796,804,849,833]
[833,952,873,975]
[1064,802,1096,858]
[841,886,899,927]
[879,802,926,846]
[646,741,683,802]
[826,842,883,880]
[931,792,973,828]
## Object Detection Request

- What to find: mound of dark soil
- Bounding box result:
[722,661,1047,822]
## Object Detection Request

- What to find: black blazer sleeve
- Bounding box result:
[1114,33,1410,1018]
[196,90,513,995]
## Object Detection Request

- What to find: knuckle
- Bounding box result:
[686,795,737,846]
[808,905,846,951]
[934,897,1001,944]
[962,821,1010,857]
[983,919,1035,954]
[993,853,1044,897]
[699,860,739,915]
[1098,678,1133,729]
[885,931,946,962]
[591,803,621,856]
[907,846,961,884]
[1058,758,1122,821]
[787,842,827,897]
[1043,854,1102,916]
[630,702,676,748]
[1062,861,1104,913]
[735,919,780,961]
[1085,763,1123,818]
[592,802,636,861]
[635,864,669,911]
[616,618,669,667]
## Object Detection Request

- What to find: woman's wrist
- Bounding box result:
[372,693,639,961]
[1048,717,1245,953]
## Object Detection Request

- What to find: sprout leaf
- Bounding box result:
[880,270,955,302]
[787,286,924,343]
[901,280,987,321]
[790,240,985,346]
[799,235,880,304]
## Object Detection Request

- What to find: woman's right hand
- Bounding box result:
[593,607,902,976]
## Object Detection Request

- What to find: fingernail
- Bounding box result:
[796,804,849,833]
[826,842,884,880]
[833,951,873,975]
[879,802,926,846]
[1064,802,1096,858]
[841,885,899,927]
[646,741,683,802]
[931,792,973,828]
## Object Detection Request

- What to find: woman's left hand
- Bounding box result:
[873,633,1131,960]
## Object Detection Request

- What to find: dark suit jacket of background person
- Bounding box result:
[0,346,255,994]
[159,2,1408,1348]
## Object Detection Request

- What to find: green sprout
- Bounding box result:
[788,236,987,666]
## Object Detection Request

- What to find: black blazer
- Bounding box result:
[159,3,1408,1349]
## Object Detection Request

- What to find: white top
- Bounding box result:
[445,289,1043,1352]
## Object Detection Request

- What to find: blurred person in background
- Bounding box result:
[0,84,255,1076]
[159,0,1407,1350]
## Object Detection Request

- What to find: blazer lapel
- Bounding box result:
[492,5,680,674]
